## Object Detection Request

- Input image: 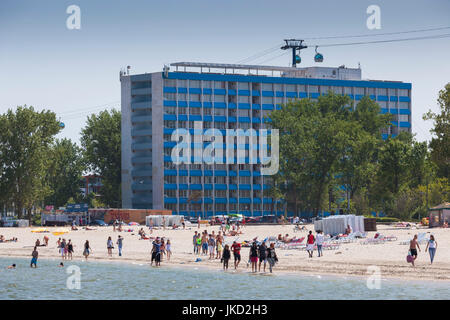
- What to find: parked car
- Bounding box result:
[90,219,107,226]
[260,215,278,224]
[187,216,199,224]
[244,216,262,224]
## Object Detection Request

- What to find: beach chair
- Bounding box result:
[284,237,305,250]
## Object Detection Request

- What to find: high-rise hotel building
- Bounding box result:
[120,62,411,216]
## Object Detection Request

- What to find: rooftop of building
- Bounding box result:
[121,61,411,87]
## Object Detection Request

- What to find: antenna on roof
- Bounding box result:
[281,39,308,67]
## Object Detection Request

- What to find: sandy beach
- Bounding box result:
[1,223,449,281]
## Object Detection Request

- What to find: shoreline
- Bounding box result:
[1,224,450,283]
[2,250,449,284]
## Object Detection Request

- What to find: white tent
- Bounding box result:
[314,215,365,236]
[145,215,183,227]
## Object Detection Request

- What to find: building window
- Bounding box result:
[189,80,200,88]
[164,176,176,183]
[190,94,201,102]
[399,114,409,122]
[164,190,176,197]
[377,88,387,96]
[178,93,187,100]
[262,83,272,91]
[164,92,176,100]
[178,80,187,87]
[238,82,249,90]
[164,79,176,87]
[308,85,319,93]
[214,81,225,89]
[164,107,176,115]
[203,81,212,89]
[399,102,409,109]
[262,96,273,104]
[163,120,176,128]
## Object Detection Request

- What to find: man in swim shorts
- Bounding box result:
[30,247,38,268]
[409,234,421,267]
[231,241,241,269]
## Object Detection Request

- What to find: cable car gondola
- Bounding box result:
[314,46,324,63]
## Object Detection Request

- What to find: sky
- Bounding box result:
[1,0,449,144]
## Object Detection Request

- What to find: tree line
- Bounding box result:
[0,84,448,221]
[0,107,121,220]
[266,83,449,220]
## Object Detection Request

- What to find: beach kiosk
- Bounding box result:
[428,202,450,228]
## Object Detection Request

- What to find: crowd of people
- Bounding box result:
[3,219,441,274]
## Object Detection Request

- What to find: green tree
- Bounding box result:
[44,138,84,208]
[0,106,61,219]
[80,109,121,208]
[423,83,450,178]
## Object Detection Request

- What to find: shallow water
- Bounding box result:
[1,257,449,300]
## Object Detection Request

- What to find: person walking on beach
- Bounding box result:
[166,239,172,261]
[266,243,278,273]
[201,232,208,256]
[231,241,241,269]
[249,242,259,273]
[107,236,114,257]
[113,220,117,232]
[316,230,324,257]
[193,231,199,254]
[216,232,223,259]
[160,238,166,261]
[208,234,216,260]
[425,235,437,264]
[222,244,231,270]
[258,241,267,272]
[67,240,73,260]
[60,239,67,260]
[30,247,38,268]
[117,235,123,257]
[306,231,315,258]
[409,234,421,267]
[83,240,92,260]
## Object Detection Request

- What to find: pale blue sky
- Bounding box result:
[1,0,449,143]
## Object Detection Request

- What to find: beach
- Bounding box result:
[1,223,449,282]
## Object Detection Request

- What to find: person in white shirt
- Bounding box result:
[316,230,324,257]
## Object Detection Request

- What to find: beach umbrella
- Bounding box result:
[129,222,139,226]
[52,228,70,236]
[31,227,49,233]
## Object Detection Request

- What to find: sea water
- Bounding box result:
[0,257,449,300]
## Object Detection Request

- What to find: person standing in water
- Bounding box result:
[409,234,421,267]
[30,247,38,268]
[258,241,267,272]
[117,235,123,257]
[231,241,241,269]
[151,237,161,266]
[67,240,74,260]
[425,235,437,264]
[266,243,278,273]
[208,234,216,260]
[249,242,259,273]
[222,244,231,270]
